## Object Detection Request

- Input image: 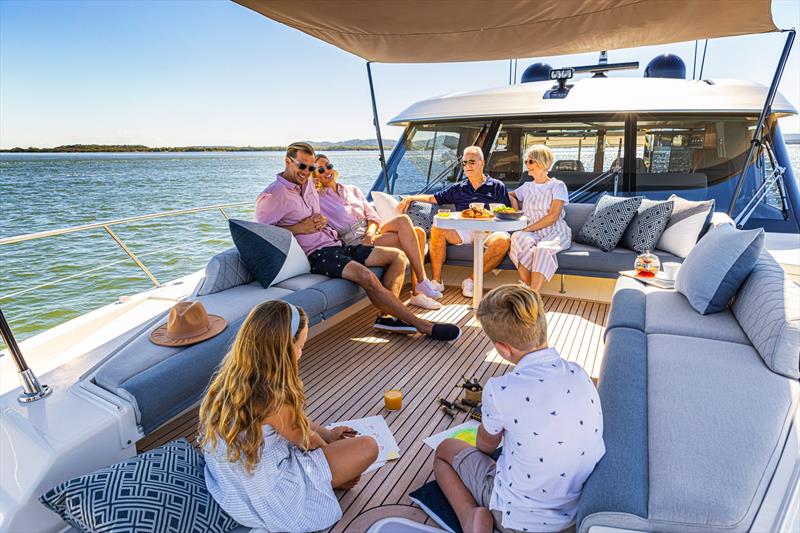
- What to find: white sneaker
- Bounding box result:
[430,279,445,293]
[416,279,443,299]
[461,278,474,298]
[410,293,443,310]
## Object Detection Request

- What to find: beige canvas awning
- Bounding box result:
[233,0,777,63]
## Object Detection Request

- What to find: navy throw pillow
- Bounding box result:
[39,439,239,533]
[576,195,643,252]
[675,225,765,314]
[229,219,309,288]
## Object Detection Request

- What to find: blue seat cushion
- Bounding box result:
[40,439,240,533]
[578,327,649,531]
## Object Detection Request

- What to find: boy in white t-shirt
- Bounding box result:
[433,285,605,533]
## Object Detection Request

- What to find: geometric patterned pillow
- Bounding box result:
[575,195,643,252]
[229,219,310,289]
[39,439,240,533]
[621,199,674,254]
[406,201,454,234]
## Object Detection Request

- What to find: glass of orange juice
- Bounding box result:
[437,208,450,218]
[384,389,403,410]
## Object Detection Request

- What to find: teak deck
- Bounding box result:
[138,287,609,532]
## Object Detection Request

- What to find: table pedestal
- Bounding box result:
[472,230,487,309]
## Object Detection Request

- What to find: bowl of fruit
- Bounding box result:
[493,205,523,220]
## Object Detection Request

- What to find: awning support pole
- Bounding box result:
[0,308,52,403]
[728,29,795,218]
[366,62,390,193]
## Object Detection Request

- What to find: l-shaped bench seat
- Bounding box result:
[577,251,800,532]
[92,247,384,435]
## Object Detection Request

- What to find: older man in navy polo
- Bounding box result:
[398,146,511,298]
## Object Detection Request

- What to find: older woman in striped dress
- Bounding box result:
[509,145,572,292]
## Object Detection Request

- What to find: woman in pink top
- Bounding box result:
[315,154,442,310]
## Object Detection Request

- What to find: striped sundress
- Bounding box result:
[204,424,341,532]
[510,178,572,281]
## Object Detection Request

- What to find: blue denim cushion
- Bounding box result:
[675,225,765,315]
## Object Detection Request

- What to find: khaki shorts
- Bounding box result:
[454,229,510,246]
[452,447,576,533]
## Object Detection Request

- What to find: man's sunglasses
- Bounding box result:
[316,163,334,173]
[525,159,541,165]
[461,159,479,167]
[289,156,317,172]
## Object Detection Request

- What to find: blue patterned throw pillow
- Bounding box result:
[229,219,310,288]
[576,195,643,252]
[621,199,674,254]
[39,439,240,533]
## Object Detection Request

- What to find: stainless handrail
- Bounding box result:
[1,200,255,401]
[0,201,252,245]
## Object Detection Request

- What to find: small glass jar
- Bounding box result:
[634,250,660,277]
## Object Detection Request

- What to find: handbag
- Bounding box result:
[340,219,368,246]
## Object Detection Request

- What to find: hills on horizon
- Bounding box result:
[0,138,398,153]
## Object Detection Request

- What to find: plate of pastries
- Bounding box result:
[461,206,495,219]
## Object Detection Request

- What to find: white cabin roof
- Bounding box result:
[388,77,797,126]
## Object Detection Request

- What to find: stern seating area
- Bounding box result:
[92,246,383,435]
[577,251,800,532]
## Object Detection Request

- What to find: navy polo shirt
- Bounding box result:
[433,175,511,211]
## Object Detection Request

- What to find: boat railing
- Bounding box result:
[1,201,253,402]
[0,201,252,299]
[734,137,789,228]
[568,167,621,203]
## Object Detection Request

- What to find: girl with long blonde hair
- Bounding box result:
[200,300,378,532]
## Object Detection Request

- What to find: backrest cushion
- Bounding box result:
[563,202,595,235]
[656,195,715,258]
[372,191,402,223]
[575,195,642,252]
[195,247,254,296]
[732,252,800,379]
[229,219,310,289]
[40,439,240,533]
[621,199,674,254]
[675,225,765,315]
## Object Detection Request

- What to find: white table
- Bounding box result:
[433,213,528,308]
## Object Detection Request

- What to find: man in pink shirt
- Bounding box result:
[255,142,460,341]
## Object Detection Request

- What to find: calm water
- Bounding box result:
[2,147,800,345]
[0,151,382,344]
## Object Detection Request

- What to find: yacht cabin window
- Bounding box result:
[389,121,491,195]
[486,120,626,203]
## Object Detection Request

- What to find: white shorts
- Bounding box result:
[456,228,474,245]
[455,230,510,247]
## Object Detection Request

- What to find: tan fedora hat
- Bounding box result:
[149,301,227,347]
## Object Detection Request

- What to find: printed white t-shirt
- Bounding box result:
[481,347,605,532]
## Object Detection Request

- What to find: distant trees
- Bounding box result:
[2,142,396,153]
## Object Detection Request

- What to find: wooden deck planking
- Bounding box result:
[136,287,609,532]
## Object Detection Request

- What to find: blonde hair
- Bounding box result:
[463,145,484,161]
[525,144,554,170]
[476,284,548,351]
[199,301,309,474]
[313,153,338,192]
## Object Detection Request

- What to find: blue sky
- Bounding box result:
[1,0,798,149]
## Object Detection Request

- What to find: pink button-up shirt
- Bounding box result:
[317,183,381,234]
[255,173,342,255]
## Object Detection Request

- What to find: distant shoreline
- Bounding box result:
[0,142,396,153]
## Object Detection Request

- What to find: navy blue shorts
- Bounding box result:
[308,245,373,278]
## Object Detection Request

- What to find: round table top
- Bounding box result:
[433,213,528,232]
